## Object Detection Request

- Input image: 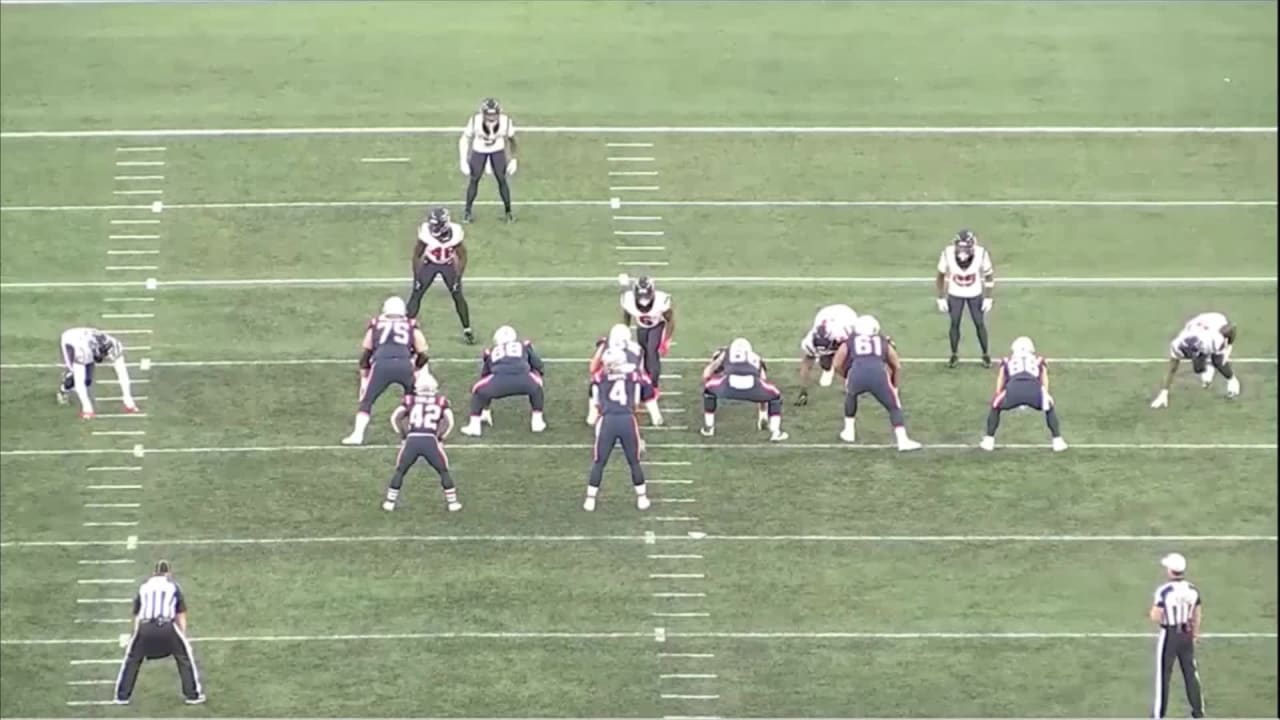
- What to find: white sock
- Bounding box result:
[703,412,715,428]
[843,417,855,434]
[586,485,600,498]
[894,426,909,442]
[352,412,370,436]
[634,483,647,497]
[768,415,781,433]
[444,488,458,504]
[385,488,400,503]
[532,411,544,422]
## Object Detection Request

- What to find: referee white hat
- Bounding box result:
[1161,552,1187,574]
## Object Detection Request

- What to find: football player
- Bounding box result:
[57,327,139,419]
[1151,312,1240,409]
[796,303,859,406]
[619,274,675,391]
[342,296,430,445]
[385,371,460,512]
[584,347,663,512]
[700,338,788,442]
[407,206,474,344]
[459,97,516,223]
[586,323,645,425]
[935,229,995,368]
[979,337,1068,452]
[460,325,546,436]
[831,315,922,451]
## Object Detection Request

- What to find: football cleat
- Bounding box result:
[839,428,856,444]
[818,369,834,387]
[447,501,463,512]
[769,431,789,443]
[531,414,546,433]
[897,439,923,452]
[699,425,715,437]
[462,328,476,345]
[341,434,362,445]
[460,422,482,437]
[381,500,396,512]
[979,436,996,451]
[981,355,993,369]
[636,495,651,511]
[56,390,69,406]
[947,355,960,369]
[123,404,140,414]
[80,411,95,421]
[462,210,474,224]
[1150,390,1169,409]
[583,496,597,512]
[1051,437,1069,452]
[504,211,515,224]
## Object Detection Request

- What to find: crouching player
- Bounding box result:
[343,296,429,445]
[831,315,922,451]
[586,324,645,425]
[1151,312,1239,409]
[57,327,139,419]
[461,325,546,436]
[385,372,459,512]
[979,336,1068,452]
[584,347,663,512]
[796,303,858,406]
[700,338,788,442]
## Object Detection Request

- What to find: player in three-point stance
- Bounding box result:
[831,315,922,451]
[700,338,789,442]
[385,371,460,512]
[795,303,858,406]
[935,229,996,368]
[979,336,1068,452]
[57,327,139,419]
[342,296,430,445]
[584,347,663,512]
[459,97,517,223]
[408,206,474,344]
[619,274,675,391]
[1151,312,1240,409]
[460,325,547,436]
[586,323,645,425]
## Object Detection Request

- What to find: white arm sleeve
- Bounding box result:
[506,117,516,138]
[110,356,136,405]
[936,251,948,273]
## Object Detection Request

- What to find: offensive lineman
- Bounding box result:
[385,371,460,512]
[584,347,663,512]
[342,297,430,446]
[460,325,546,436]
[586,324,645,426]
[619,274,675,391]
[459,97,517,223]
[1152,312,1240,408]
[796,303,859,406]
[407,207,474,344]
[979,336,1068,452]
[57,327,139,419]
[935,229,995,368]
[831,315,922,451]
[701,338,789,442]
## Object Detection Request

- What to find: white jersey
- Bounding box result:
[60,327,121,365]
[462,113,515,154]
[1170,313,1231,359]
[937,244,994,298]
[800,304,858,358]
[621,290,672,328]
[417,222,464,265]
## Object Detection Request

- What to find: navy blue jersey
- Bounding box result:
[843,333,891,370]
[1000,352,1046,384]
[368,315,417,362]
[592,370,655,416]
[400,392,450,437]
[482,340,545,376]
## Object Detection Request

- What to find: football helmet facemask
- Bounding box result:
[480,98,502,118]
[633,276,656,311]
[954,229,977,268]
[427,207,452,241]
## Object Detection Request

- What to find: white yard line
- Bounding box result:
[106,234,159,239]
[105,250,160,256]
[101,312,155,318]
[360,157,410,163]
[616,246,667,251]
[610,186,661,191]
[609,170,660,176]
[85,484,143,490]
[616,230,665,236]
[109,219,160,225]
[104,265,159,271]
[614,216,663,221]
[113,175,165,181]
[115,146,166,152]
[618,261,670,266]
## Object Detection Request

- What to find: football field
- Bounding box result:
[0,1,1277,717]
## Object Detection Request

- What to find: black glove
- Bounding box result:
[795,389,809,407]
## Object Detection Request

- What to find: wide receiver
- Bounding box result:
[796,303,858,406]
[831,315,922,451]
[935,229,996,368]
[700,338,788,442]
[57,327,139,419]
[1151,312,1240,409]
[460,325,546,436]
[979,336,1068,452]
[342,297,429,445]
[458,97,517,223]
[385,371,460,512]
[619,274,675,391]
[583,347,663,512]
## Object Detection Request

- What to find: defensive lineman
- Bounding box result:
[586,324,645,426]
[407,207,474,344]
[113,560,204,705]
[342,297,430,445]
[701,338,789,442]
[584,347,663,511]
[979,337,1068,452]
[460,325,547,436]
[619,274,675,391]
[1149,552,1205,718]
[386,372,460,512]
[935,229,995,368]
[796,303,859,406]
[459,97,517,223]
[831,315,922,451]
[1151,312,1239,408]
[57,327,139,419]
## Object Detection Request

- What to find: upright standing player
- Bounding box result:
[386,372,460,512]
[459,97,516,223]
[584,347,663,512]
[831,315,922,451]
[460,325,546,436]
[407,206,474,344]
[979,336,1068,452]
[586,323,645,425]
[1151,312,1239,408]
[700,338,788,442]
[935,229,995,368]
[57,327,139,419]
[342,297,429,446]
[796,303,858,406]
[620,275,675,391]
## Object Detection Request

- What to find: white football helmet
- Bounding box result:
[608,323,632,347]
[602,347,631,373]
[414,371,439,393]
[493,325,518,345]
[381,296,407,317]
[853,314,880,337]
[728,337,753,356]
[1011,336,1036,355]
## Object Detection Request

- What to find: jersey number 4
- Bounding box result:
[608,379,631,405]
[377,319,411,346]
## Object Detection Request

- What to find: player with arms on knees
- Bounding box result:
[342,296,429,445]
[460,325,546,436]
[407,207,474,344]
[459,97,517,223]
[935,229,995,368]
[1152,312,1240,409]
[57,327,139,419]
[796,303,858,406]
[831,315,921,451]
[619,274,675,391]
[701,338,788,442]
[979,336,1068,452]
[584,347,663,512]
[385,371,459,512]
[586,324,645,425]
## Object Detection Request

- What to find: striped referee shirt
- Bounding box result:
[133,575,186,622]
[1153,579,1201,628]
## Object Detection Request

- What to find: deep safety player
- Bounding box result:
[586,323,645,426]
[385,371,460,512]
[979,336,1068,452]
[407,206,474,344]
[796,303,858,406]
[57,327,139,419]
[458,97,517,223]
[584,347,663,512]
[935,229,995,368]
[700,338,788,442]
[460,325,546,436]
[342,296,430,445]
[619,274,675,390]
[1152,312,1240,409]
[831,315,922,451]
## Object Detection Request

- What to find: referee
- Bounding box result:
[113,560,205,705]
[1149,552,1204,718]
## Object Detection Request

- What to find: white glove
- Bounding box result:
[1226,376,1241,397]
[935,298,948,313]
[1150,389,1169,409]
[507,157,518,176]
[459,159,470,176]
[981,297,993,313]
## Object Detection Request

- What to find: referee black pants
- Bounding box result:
[115,620,203,702]
[1153,626,1204,718]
